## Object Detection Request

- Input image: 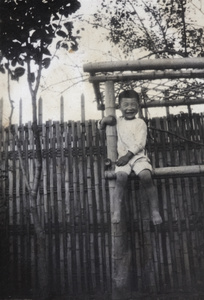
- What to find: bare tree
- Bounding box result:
[91,0,204,109]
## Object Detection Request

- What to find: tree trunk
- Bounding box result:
[31,119,49,299]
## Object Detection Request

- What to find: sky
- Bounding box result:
[1,0,106,126]
[1,0,204,126]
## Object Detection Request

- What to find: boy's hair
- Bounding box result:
[118,90,140,106]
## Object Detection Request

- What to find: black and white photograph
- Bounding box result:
[1,1,204,299]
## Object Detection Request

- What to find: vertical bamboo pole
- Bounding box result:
[0,98,3,209]
[105,81,130,299]
[56,122,64,292]
[19,98,22,125]
[81,94,85,123]
[99,125,112,292]
[0,98,2,127]
[0,98,3,202]
[65,121,73,293]
[85,120,94,293]
[60,96,64,124]
[105,82,117,165]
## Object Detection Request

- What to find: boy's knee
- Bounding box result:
[139,170,153,186]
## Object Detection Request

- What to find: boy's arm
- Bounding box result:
[98,115,116,130]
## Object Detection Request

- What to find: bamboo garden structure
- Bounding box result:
[84,57,204,300]
[1,57,204,299]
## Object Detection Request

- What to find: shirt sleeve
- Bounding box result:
[128,119,147,155]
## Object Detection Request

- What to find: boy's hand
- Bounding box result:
[116,151,134,166]
[98,115,116,130]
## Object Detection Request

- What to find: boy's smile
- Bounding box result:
[120,97,139,120]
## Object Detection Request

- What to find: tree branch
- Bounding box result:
[142,0,169,50]
[7,66,31,192]
[180,0,188,57]
[149,126,204,147]
[128,0,159,53]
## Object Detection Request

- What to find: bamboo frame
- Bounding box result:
[104,81,132,299]
[84,57,204,73]
[83,58,204,111]
[105,165,204,179]
[2,95,204,297]
[88,69,204,83]
[95,97,204,110]
[141,97,204,108]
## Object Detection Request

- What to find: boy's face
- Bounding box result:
[120,97,139,120]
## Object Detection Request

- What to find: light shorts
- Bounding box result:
[115,156,153,176]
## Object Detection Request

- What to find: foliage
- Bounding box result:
[93,0,204,58]
[0,0,81,83]
[91,0,204,113]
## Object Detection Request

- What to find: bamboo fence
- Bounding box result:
[1,105,204,298]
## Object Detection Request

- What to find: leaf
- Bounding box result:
[11,59,17,67]
[56,40,61,49]
[14,67,25,78]
[61,43,68,50]
[17,57,24,66]
[52,23,61,29]
[42,58,50,69]
[64,21,73,34]
[71,42,78,51]
[53,13,60,21]
[42,47,51,56]
[0,65,5,74]
[11,73,18,81]
[31,30,43,41]
[56,30,67,38]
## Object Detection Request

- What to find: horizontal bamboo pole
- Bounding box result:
[141,97,204,108]
[96,96,204,110]
[88,69,204,82]
[83,57,204,73]
[105,165,204,179]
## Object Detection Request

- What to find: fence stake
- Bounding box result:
[0,98,2,128]
[81,94,85,123]
[60,96,64,123]
[0,98,3,211]
[19,98,22,125]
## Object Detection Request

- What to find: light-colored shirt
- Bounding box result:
[116,116,147,160]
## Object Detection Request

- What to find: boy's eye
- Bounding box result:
[123,103,137,108]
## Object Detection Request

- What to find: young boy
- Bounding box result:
[100,89,162,225]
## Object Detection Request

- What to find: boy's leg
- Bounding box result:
[138,169,162,225]
[112,171,128,223]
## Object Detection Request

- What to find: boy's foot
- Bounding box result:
[151,211,162,225]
